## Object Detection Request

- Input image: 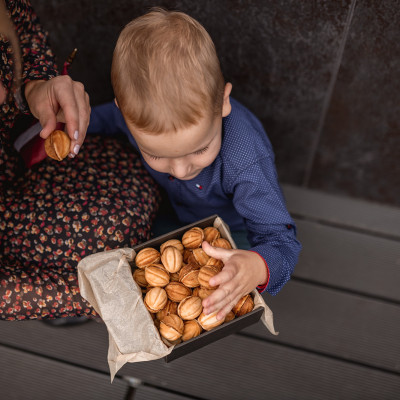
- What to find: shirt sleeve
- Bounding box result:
[88,101,128,135]
[229,155,302,295]
[88,101,139,149]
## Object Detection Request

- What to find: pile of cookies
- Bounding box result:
[132,226,254,345]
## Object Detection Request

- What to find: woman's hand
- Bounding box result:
[0,83,6,104]
[201,241,268,321]
[24,75,91,157]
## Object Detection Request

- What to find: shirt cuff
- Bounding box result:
[249,250,270,293]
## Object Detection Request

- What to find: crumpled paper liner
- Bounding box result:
[77,218,278,382]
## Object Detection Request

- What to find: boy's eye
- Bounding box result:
[146,146,208,160]
[194,146,209,155]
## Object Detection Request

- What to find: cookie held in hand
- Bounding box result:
[44,130,71,161]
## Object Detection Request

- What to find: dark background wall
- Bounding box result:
[32,0,400,207]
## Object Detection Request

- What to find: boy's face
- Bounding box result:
[126,83,232,181]
[130,114,222,181]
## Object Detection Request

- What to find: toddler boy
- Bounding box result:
[89,8,301,320]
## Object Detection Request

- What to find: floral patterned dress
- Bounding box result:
[0,0,160,320]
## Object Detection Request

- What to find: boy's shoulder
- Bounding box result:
[221,98,275,168]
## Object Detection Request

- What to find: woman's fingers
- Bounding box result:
[37,105,58,139]
[52,77,90,156]
[71,80,90,147]
[25,76,90,157]
[77,84,91,142]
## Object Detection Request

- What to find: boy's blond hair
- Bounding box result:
[111,8,225,134]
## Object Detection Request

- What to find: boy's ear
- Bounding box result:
[222,83,232,118]
[114,98,119,109]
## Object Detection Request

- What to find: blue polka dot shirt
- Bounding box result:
[88,98,302,295]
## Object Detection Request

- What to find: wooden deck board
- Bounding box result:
[121,335,400,400]
[0,320,110,372]
[244,281,400,372]
[283,184,400,239]
[0,344,128,400]
[133,386,197,400]
[293,219,400,302]
[1,320,399,400]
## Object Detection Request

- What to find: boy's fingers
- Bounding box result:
[203,286,229,310]
[204,291,240,321]
[209,267,235,288]
[202,283,238,311]
[216,302,236,321]
[201,240,231,260]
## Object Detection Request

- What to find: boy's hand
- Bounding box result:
[201,241,268,321]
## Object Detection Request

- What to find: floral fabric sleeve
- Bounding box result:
[7,0,58,85]
[1,0,58,115]
[1,0,58,184]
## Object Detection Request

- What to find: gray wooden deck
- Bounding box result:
[1,184,399,400]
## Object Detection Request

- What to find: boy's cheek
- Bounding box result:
[199,150,219,170]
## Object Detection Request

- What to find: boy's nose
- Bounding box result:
[169,160,190,179]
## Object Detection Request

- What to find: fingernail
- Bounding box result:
[74,144,80,155]
[74,130,79,140]
[69,153,75,158]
